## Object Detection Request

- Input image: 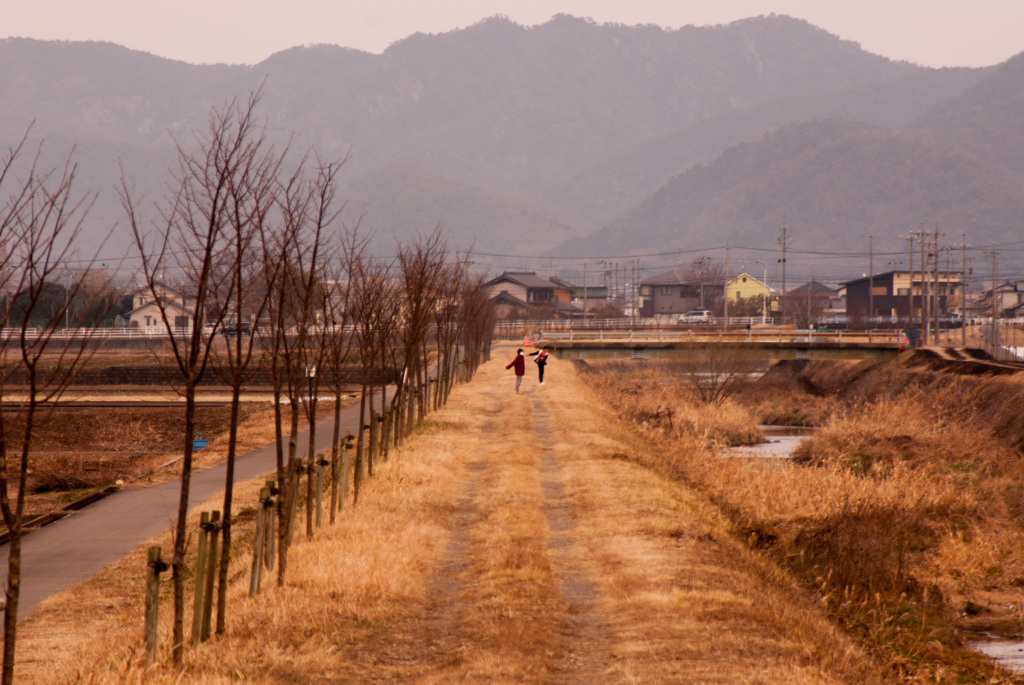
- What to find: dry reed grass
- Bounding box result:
[579,357,1021,682]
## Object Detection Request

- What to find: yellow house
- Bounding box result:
[726,273,772,303]
[725,272,778,318]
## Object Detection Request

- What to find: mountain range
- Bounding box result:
[3,14,1023,279]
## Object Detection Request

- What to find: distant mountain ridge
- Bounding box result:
[557,119,1024,259]
[2,16,1022,265]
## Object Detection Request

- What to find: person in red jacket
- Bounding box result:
[528,346,549,384]
[506,348,526,392]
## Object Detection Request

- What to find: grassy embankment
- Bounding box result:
[580,355,1024,681]
[16,349,882,683]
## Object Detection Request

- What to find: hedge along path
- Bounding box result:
[14,350,881,682]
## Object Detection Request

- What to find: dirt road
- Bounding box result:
[314,358,876,683]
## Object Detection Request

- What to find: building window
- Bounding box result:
[897,288,910,296]
[660,286,672,295]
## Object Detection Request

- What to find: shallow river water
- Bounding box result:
[727,425,815,459]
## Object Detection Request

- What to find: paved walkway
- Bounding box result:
[0,399,370,620]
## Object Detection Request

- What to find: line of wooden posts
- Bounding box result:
[141,368,473,665]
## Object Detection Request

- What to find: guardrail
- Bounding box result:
[541,329,903,345]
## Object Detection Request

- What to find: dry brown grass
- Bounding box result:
[12,349,892,683]
[580,357,1024,682]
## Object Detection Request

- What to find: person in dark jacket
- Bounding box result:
[506,348,526,392]
[528,346,549,384]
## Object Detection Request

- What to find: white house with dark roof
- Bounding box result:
[126,282,196,330]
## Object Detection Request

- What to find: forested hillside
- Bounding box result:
[2,14,1020,261]
[560,119,1024,259]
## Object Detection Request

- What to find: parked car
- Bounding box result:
[222,322,253,336]
[678,309,712,324]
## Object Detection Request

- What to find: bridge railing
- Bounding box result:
[540,328,903,345]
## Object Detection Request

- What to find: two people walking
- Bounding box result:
[506,346,549,392]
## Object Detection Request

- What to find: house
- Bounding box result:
[485,272,557,306]
[725,273,773,304]
[724,272,779,318]
[639,269,717,317]
[485,271,582,319]
[570,284,609,314]
[978,280,1024,317]
[843,270,962,320]
[546,276,576,305]
[126,283,196,330]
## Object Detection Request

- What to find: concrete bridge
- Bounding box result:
[541,328,904,362]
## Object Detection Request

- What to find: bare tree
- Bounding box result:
[0,133,101,685]
[393,227,448,440]
[299,160,345,538]
[432,255,468,405]
[671,347,766,406]
[260,157,331,583]
[779,290,830,329]
[206,112,284,635]
[682,256,726,311]
[320,219,367,520]
[120,92,264,663]
[348,256,396,504]
[459,271,498,376]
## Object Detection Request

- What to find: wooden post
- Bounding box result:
[200,511,220,642]
[315,454,329,527]
[368,409,378,466]
[340,434,353,512]
[250,488,268,597]
[145,546,169,666]
[264,480,277,570]
[191,512,210,643]
[286,459,302,547]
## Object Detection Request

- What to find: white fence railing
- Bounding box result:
[539,329,903,345]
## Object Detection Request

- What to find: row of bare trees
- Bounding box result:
[0,92,496,679]
[122,93,497,666]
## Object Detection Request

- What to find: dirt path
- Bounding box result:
[323,358,877,683]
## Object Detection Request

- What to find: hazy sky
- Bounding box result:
[3,0,1023,68]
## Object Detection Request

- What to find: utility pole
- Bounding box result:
[777,226,789,323]
[754,260,768,324]
[807,268,813,329]
[634,258,640,322]
[933,226,942,346]
[960,236,968,346]
[582,262,587,318]
[943,244,952,345]
[614,262,619,314]
[723,242,730,327]
[986,250,999,352]
[906,233,914,326]
[868,234,874,325]
[919,225,929,344]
